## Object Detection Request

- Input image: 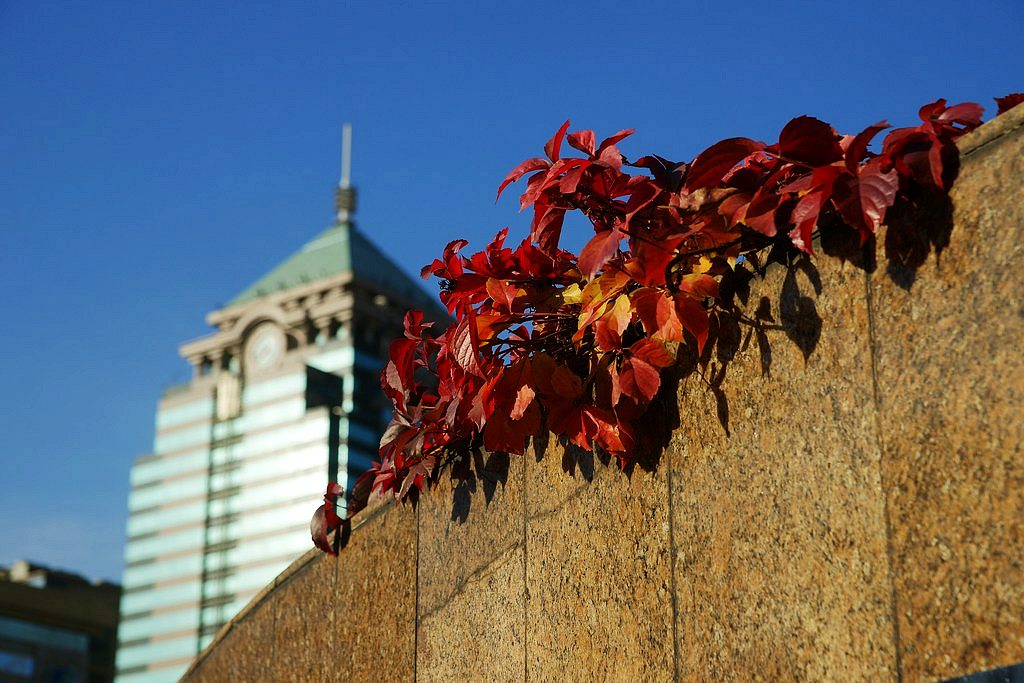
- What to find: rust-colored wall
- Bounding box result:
[183,106,1024,682]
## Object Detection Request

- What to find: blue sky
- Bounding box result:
[0,1,1020,582]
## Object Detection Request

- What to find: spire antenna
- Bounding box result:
[340,123,352,189]
[335,123,357,223]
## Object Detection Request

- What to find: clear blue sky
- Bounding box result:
[0,1,1020,582]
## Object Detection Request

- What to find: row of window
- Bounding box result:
[155,397,213,431]
[127,464,366,583]
[116,632,196,671]
[153,422,210,455]
[127,449,329,538]
[123,509,316,590]
[131,448,208,488]
[127,500,206,537]
[118,607,199,645]
[123,553,202,590]
[129,416,331,511]
[125,526,204,564]
[127,495,319,566]
[0,615,88,653]
[153,372,329,455]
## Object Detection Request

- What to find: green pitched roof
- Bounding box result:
[229,221,439,311]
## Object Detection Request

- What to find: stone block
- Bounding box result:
[270,553,337,681]
[416,452,526,681]
[332,503,417,681]
[869,106,1024,679]
[670,254,898,680]
[525,443,674,681]
[416,544,525,682]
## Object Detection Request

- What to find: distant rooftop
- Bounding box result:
[228,220,440,313]
[0,559,118,590]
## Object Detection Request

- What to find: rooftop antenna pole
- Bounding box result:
[335,122,356,223]
[340,123,352,189]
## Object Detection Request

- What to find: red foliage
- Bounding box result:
[315,95,1017,546]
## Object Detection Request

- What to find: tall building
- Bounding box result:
[0,559,120,683]
[114,171,443,682]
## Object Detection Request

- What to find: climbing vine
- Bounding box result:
[312,93,1022,553]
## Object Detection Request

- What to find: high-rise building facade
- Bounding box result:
[114,185,442,682]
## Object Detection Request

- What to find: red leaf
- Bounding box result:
[742,189,782,237]
[544,120,571,162]
[786,164,846,253]
[678,273,719,300]
[578,228,624,280]
[497,157,549,200]
[597,129,636,154]
[609,363,623,407]
[421,238,469,280]
[483,409,536,454]
[834,159,899,240]
[546,403,625,453]
[629,337,675,368]
[789,189,828,254]
[996,93,1024,115]
[918,98,947,121]
[550,365,583,400]
[531,202,566,253]
[346,470,375,518]
[598,143,624,172]
[485,277,518,313]
[674,295,709,352]
[778,116,843,167]
[685,137,765,191]
[568,129,596,156]
[403,310,433,341]
[450,314,483,376]
[623,179,660,230]
[557,159,591,194]
[631,288,709,351]
[632,288,681,342]
[844,120,890,172]
[594,294,632,351]
[936,102,984,128]
[310,504,334,554]
[618,357,661,403]
[546,403,591,449]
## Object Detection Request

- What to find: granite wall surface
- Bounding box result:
[183,106,1024,682]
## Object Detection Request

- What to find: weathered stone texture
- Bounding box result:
[415,453,525,681]
[416,544,524,682]
[670,256,898,681]
[870,105,1024,680]
[270,553,337,682]
[526,440,674,682]
[332,504,417,682]
[188,596,276,681]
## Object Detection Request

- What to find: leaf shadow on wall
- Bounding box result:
[675,247,831,442]
[438,196,954,515]
[449,450,510,524]
[882,184,956,291]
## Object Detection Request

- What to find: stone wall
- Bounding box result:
[183,106,1024,682]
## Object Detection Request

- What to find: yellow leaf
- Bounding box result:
[609,294,631,336]
[561,282,583,304]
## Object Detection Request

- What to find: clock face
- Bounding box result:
[245,323,284,373]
